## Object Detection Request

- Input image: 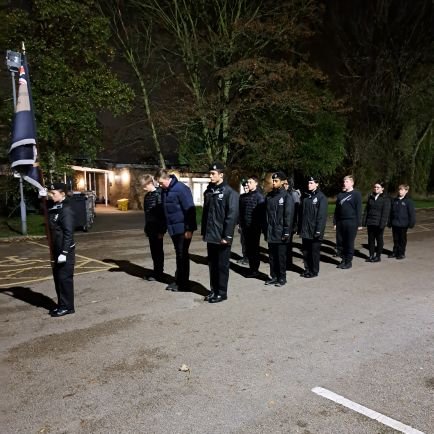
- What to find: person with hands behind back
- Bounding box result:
[48,182,76,317]
[202,162,239,303]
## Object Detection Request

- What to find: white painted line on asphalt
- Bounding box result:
[312,387,425,434]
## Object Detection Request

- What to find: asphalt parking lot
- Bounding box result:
[1,206,433,433]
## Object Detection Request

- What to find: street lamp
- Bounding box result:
[6,49,27,235]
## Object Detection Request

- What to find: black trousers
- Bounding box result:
[171,234,191,289]
[336,220,358,262]
[239,227,247,258]
[268,242,287,281]
[302,238,321,275]
[244,227,261,272]
[52,249,75,310]
[392,226,408,256]
[367,225,385,257]
[335,226,343,256]
[207,243,232,297]
[286,233,295,268]
[148,235,164,276]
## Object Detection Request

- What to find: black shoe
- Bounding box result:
[365,256,374,262]
[166,282,177,291]
[146,276,156,281]
[264,278,278,285]
[336,261,346,269]
[372,256,381,262]
[304,273,318,278]
[300,270,311,277]
[246,271,260,278]
[237,257,248,264]
[274,279,286,287]
[388,253,396,258]
[204,291,215,301]
[340,262,352,269]
[208,295,227,303]
[396,255,405,260]
[50,308,75,317]
[49,307,59,315]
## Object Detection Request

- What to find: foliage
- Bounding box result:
[136,0,346,177]
[326,0,434,192]
[0,0,134,176]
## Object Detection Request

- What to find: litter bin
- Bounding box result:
[70,193,87,231]
[117,198,129,211]
[70,192,96,231]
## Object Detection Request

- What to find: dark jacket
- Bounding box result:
[390,196,416,228]
[239,189,265,231]
[362,193,391,229]
[49,198,75,256]
[265,187,294,243]
[144,187,167,237]
[161,175,197,236]
[333,190,363,226]
[298,189,328,240]
[201,181,239,244]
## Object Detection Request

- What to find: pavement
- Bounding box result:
[0,205,433,433]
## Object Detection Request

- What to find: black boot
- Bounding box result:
[336,260,346,269]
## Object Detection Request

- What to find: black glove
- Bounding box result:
[314,231,321,239]
[282,234,290,242]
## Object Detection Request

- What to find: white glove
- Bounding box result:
[57,254,67,263]
[38,188,48,198]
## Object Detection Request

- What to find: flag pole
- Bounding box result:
[9,63,28,235]
[21,42,54,262]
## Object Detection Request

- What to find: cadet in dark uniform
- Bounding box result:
[48,182,76,317]
[142,174,166,280]
[239,176,265,278]
[237,181,249,265]
[283,177,301,268]
[298,176,328,278]
[333,175,362,269]
[202,162,239,303]
[264,171,294,287]
[388,184,416,259]
[362,181,391,262]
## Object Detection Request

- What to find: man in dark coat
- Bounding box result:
[201,162,239,303]
[298,176,328,278]
[239,176,265,278]
[156,169,197,291]
[142,174,166,281]
[48,182,76,317]
[264,171,294,287]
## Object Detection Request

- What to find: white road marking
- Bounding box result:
[312,386,425,434]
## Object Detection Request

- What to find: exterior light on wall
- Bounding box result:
[121,169,130,185]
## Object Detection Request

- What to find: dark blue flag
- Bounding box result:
[9,53,45,193]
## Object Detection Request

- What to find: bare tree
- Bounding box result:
[100,0,166,168]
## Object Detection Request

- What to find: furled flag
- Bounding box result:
[8,52,46,195]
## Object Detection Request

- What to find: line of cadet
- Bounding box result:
[142,163,416,304]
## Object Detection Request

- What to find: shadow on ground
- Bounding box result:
[103,259,209,297]
[0,286,57,311]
